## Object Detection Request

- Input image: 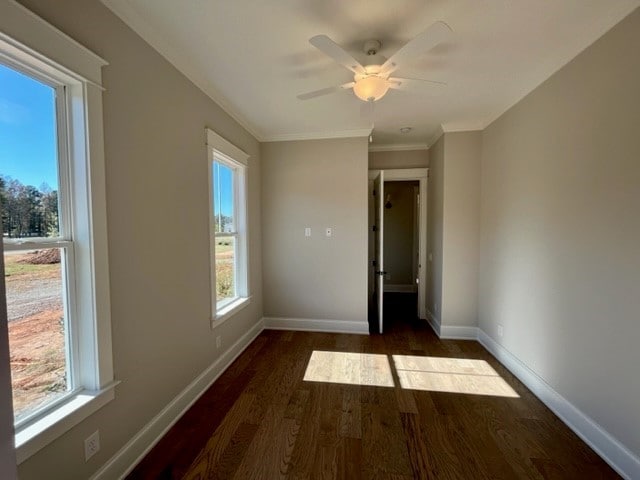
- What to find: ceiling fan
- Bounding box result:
[297,21,452,104]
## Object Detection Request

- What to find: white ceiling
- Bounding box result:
[102,0,639,148]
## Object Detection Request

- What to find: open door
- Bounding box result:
[373,171,385,334]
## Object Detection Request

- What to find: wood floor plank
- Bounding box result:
[336,437,362,480]
[286,384,323,478]
[231,403,288,479]
[338,385,361,439]
[310,383,344,478]
[284,388,310,421]
[362,389,413,478]
[400,412,437,480]
[182,393,255,479]
[394,387,418,414]
[417,410,469,479]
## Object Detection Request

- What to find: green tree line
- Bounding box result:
[0,175,59,238]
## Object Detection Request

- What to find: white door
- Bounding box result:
[373,171,385,334]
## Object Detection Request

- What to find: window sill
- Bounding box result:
[211,296,251,329]
[15,381,119,464]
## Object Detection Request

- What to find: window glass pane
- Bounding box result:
[1,63,69,422]
[215,236,236,307]
[213,160,234,233]
[0,63,60,239]
[5,249,69,421]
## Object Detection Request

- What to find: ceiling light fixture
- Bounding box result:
[400,127,412,134]
[353,75,390,102]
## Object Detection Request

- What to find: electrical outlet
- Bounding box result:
[84,430,100,461]
[216,336,221,349]
[434,303,439,313]
[325,227,332,237]
[497,324,504,337]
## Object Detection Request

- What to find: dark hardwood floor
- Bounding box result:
[128,294,619,479]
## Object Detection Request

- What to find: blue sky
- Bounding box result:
[213,161,233,218]
[0,62,58,189]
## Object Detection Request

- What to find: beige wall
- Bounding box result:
[426,136,444,321]
[14,1,262,479]
[442,132,481,327]
[426,131,481,328]
[480,8,640,458]
[261,138,368,321]
[369,149,428,170]
[383,181,418,286]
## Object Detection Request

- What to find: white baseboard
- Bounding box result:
[91,319,265,480]
[425,310,478,340]
[384,284,417,293]
[478,330,639,480]
[440,325,479,340]
[263,317,369,335]
[425,309,441,336]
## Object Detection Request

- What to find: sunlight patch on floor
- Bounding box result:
[392,355,520,398]
[303,351,394,387]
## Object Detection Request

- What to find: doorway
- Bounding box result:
[368,169,428,334]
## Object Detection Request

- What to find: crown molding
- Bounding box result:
[428,125,445,146]
[441,122,486,133]
[427,124,486,147]
[368,143,429,152]
[100,0,265,141]
[263,128,373,143]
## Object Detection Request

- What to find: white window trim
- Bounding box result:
[206,128,250,329]
[0,1,115,464]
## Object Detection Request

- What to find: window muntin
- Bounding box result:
[209,145,248,319]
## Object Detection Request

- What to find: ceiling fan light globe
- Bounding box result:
[353,76,389,102]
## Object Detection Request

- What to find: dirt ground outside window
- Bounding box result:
[4,250,66,419]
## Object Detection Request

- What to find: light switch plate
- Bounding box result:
[305,227,311,237]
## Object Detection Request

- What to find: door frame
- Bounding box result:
[368,168,428,320]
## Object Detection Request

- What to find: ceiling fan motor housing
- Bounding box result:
[362,39,387,70]
[363,39,381,55]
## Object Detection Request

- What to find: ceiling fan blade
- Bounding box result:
[388,77,447,90]
[310,35,366,75]
[380,21,452,75]
[297,82,355,100]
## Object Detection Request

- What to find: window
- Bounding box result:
[1,63,72,424]
[207,129,249,324]
[0,1,113,463]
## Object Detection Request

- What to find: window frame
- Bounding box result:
[0,0,115,464]
[206,128,250,327]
